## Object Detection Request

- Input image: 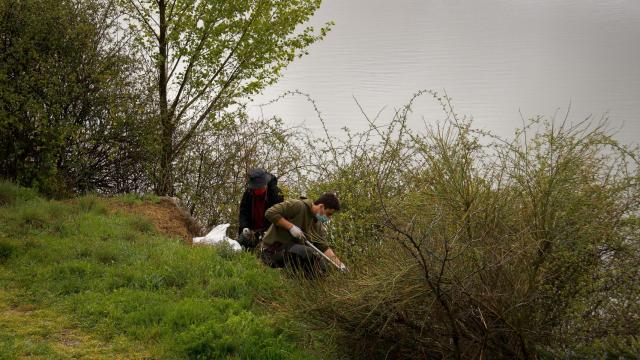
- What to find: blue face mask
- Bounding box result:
[315,213,330,224]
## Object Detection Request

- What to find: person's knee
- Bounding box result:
[238,233,250,248]
[283,245,328,277]
[288,244,316,259]
[260,249,284,268]
[239,232,259,249]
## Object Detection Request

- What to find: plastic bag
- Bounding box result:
[192,224,242,251]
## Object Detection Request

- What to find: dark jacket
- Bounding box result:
[238,173,284,234]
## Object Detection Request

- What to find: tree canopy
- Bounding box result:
[120,0,331,194]
[0,0,153,195]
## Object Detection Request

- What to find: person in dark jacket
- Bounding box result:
[238,168,284,249]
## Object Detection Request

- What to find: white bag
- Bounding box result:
[192,224,242,251]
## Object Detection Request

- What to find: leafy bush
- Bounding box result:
[174,110,306,231]
[285,93,640,359]
[0,0,155,197]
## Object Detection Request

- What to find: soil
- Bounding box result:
[105,197,203,244]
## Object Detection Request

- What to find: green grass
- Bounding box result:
[0,181,314,359]
[118,192,162,205]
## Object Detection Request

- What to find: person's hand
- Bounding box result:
[288,225,306,241]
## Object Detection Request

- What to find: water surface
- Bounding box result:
[251,0,640,145]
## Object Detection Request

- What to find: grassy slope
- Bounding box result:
[0,182,312,359]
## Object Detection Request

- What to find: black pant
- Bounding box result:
[261,243,328,278]
[238,230,262,250]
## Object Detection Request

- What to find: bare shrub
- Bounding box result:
[173,108,305,231]
[284,92,640,359]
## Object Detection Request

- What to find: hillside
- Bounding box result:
[0,182,314,359]
[99,196,202,243]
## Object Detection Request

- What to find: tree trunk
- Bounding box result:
[156,0,174,196]
[157,123,174,196]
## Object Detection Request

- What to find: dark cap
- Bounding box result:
[248,168,271,189]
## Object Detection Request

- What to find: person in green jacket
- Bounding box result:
[260,192,345,276]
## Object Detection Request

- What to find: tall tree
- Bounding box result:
[120,0,330,195]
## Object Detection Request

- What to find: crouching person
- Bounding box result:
[260,192,344,278]
[238,168,284,250]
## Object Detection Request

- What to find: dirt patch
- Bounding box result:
[105,197,203,244]
[8,303,36,315]
[57,329,82,347]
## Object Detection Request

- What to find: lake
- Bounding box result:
[250,0,640,146]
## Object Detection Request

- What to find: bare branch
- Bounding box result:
[173,60,246,155]
[171,12,256,123]
[127,0,160,41]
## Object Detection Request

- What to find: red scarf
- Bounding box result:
[251,189,267,230]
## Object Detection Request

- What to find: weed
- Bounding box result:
[0,240,15,264]
[14,202,49,231]
[119,193,161,205]
[285,92,640,359]
[126,215,155,234]
[0,181,38,207]
[77,195,107,215]
[174,313,309,360]
[93,248,119,265]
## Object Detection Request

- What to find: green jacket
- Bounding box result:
[262,199,329,252]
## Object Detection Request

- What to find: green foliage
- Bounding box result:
[0,0,155,196]
[0,182,319,359]
[283,92,640,359]
[174,312,308,360]
[1,198,69,239]
[77,194,108,215]
[0,180,38,206]
[119,0,331,195]
[0,336,56,359]
[0,0,333,199]
[118,193,162,205]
